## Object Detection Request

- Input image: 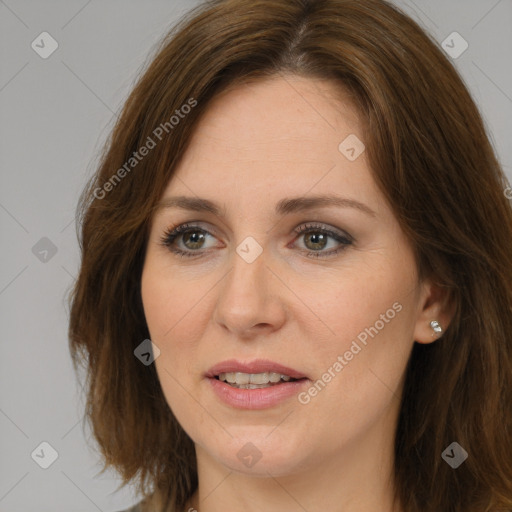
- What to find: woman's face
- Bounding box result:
[141,75,443,478]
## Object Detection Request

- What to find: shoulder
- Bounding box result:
[114,503,144,512]
[114,496,180,512]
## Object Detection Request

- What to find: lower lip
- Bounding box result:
[207,377,309,410]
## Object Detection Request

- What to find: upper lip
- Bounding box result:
[206,359,308,380]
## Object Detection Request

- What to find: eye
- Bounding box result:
[160,222,353,259]
[160,223,218,258]
[291,222,353,258]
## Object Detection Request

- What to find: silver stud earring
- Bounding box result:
[430,320,443,337]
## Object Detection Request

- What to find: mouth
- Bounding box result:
[214,371,304,389]
[205,359,310,409]
[205,358,309,389]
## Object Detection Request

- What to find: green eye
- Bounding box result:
[160,222,353,259]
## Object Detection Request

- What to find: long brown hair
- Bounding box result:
[68,0,512,510]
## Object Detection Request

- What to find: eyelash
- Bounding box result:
[159,222,353,260]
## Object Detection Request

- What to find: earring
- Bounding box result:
[430,320,443,337]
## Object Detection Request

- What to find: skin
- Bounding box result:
[141,74,454,512]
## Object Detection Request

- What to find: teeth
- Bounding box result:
[218,371,295,386]
[249,373,269,384]
[223,372,237,384]
[235,372,250,384]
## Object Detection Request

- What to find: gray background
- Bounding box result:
[0,1,511,511]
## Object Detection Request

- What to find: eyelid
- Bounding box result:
[161,221,220,243]
[160,222,220,243]
[293,222,353,241]
[160,220,354,260]
[161,220,351,241]
[290,223,354,258]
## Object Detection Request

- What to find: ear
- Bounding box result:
[413,275,456,344]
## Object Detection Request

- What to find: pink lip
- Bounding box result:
[207,377,309,410]
[205,359,310,410]
[205,359,307,380]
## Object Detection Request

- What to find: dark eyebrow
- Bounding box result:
[157,194,376,218]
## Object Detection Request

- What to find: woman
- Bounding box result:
[68,0,512,511]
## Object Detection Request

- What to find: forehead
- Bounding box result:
[188,75,362,154]
[162,75,380,214]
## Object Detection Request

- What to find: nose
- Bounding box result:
[212,244,287,339]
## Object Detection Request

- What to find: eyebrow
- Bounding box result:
[157,194,376,218]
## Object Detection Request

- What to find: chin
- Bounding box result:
[222,451,306,478]
[200,427,311,477]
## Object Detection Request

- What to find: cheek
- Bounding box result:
[141,253,201,341]
[296,296,413,453]
[305,258,416,396]
[141,263,206,433]
[141,254,165,334]
[306,266,400,350]
[141,257,207,381]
